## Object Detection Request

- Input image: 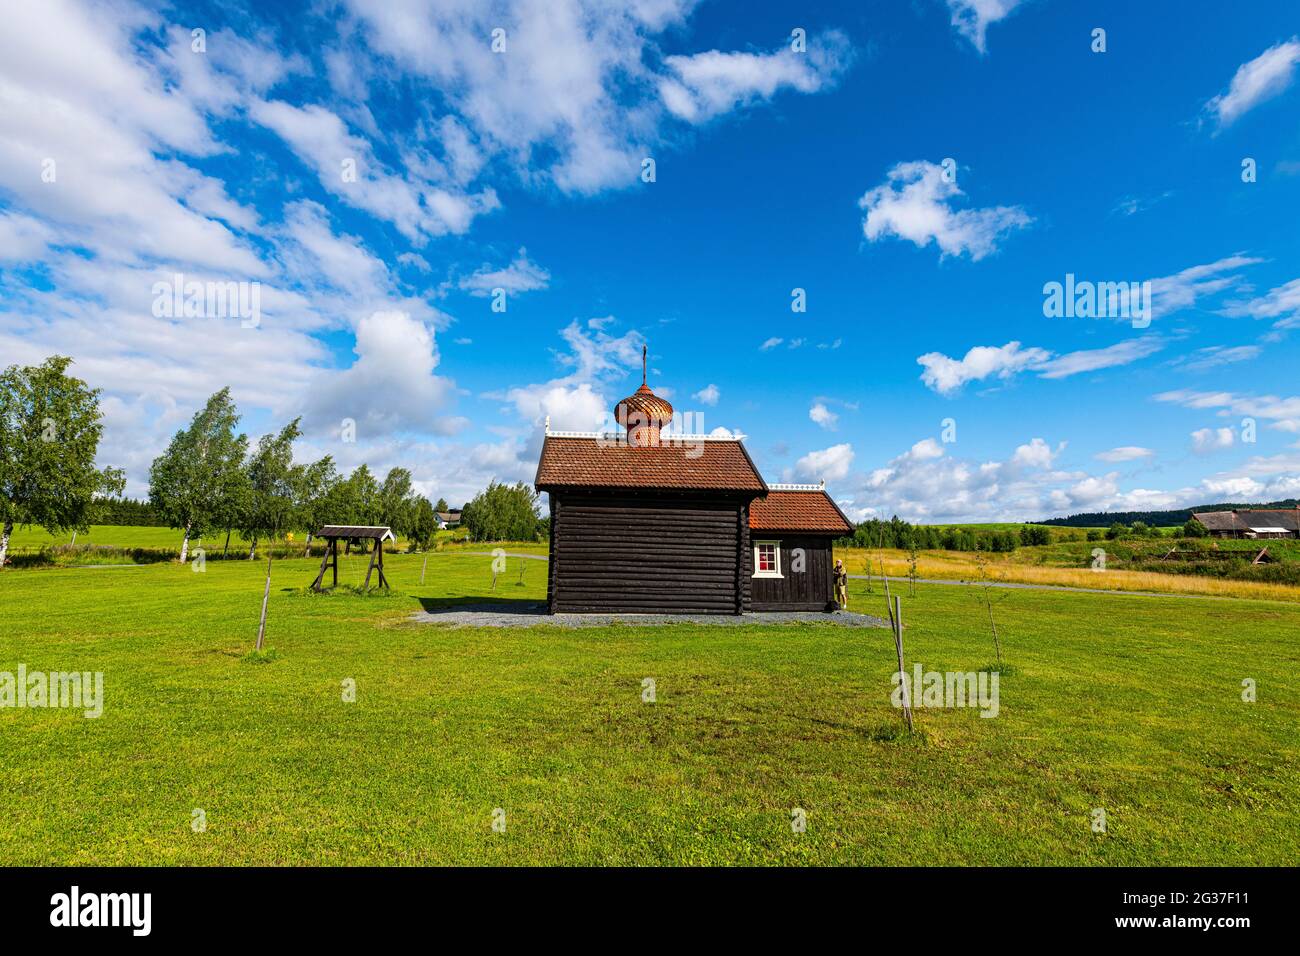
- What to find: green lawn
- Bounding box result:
[0,549,1296,865]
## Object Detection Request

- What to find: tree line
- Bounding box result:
[1,357,548,568]
[1041,501,1300,528]
[148,389,547,558]
[839,516,1055,553]
[147,388,459,560]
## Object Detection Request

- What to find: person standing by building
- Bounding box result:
[833,558,848,610]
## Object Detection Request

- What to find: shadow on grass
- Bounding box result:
[415,596,547,615]
[8,545,175,569]
[978,662,1018,676]
[806,714,930,745]
[287,585,405,600]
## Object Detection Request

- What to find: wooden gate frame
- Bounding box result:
[310,525,394,591]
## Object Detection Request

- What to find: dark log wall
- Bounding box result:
[547,496,558,613]
[749,535,835,611]
[549,493,745,614]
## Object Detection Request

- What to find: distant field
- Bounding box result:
[925,522,1100,539]
[1,550,1295,865]
[838,546,1300,602]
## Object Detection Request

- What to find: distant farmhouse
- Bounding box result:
[436,510,462,530]
[1192,508,1300,539]
[534,352,852,614]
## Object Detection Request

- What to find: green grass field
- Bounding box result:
[1,544,1296,865]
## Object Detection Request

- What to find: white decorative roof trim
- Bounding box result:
[768,481,827,491]
[544,429,748,441]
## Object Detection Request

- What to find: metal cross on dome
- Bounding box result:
[642,344,647,386]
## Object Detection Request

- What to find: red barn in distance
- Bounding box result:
[534,353,852,614]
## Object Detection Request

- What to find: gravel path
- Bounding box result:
[410,602,888,628]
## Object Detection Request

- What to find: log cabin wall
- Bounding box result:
[748,534,836,611]
[549,492,746,614]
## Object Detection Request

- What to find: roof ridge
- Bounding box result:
[543,430,749,441]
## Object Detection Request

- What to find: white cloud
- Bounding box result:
[1225,277,1300,330]
[339,1,850,195]
[946,0,1026,53]
[1191,427,1236,453]
[1200,476,1263,498]
[1035,337,1166,379]
[1149,254,1262,319]
[659,30,852,123]
[907,438,946,461]
[795,443,854,482]
[693,383,720,406]
[917,341,1050,395]
[493,320,644,431]
[809,402,838,430]
[304,310,462,437]
[1156,389,1300,434]
[459,247,551,296]
[0,211,54,262]
[249,98,500,240]
[858,160,1031,260]
[1181,344,1261,371]
[1011,438,1062,469]
[918,337,1164,394]
[1204,38,1300,128]
[1095,447,1155,463]
[759,337,783,351]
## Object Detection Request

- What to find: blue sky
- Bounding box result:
[2,0,1299,520]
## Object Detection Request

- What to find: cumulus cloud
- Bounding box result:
[945,0,1027,53]
[459,247,551,296]
[795,443,854,482]
[492,320,644,431]
[1191,427,1236,453]
[917,341,1050,395]
[1011,438,1063,469]
[1204,38,1300,128]
[858,160,1031,260]
[249,98,501,240]
[693,384,720,406]
[339,0,852,194]
[304,310,462,437]
[809,402,838,430]
[660,30,853,123]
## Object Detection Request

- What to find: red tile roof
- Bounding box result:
[534,436,766,492]
[749,490,853,534]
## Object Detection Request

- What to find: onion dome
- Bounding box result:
[615,346,673,446]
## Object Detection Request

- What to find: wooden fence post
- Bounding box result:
[892,594,913,732]
[255,554,273,650]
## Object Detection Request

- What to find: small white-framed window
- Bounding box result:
[753,540,782,578]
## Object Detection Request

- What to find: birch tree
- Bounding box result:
[148,388,247,562]
[0,356,121,568]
